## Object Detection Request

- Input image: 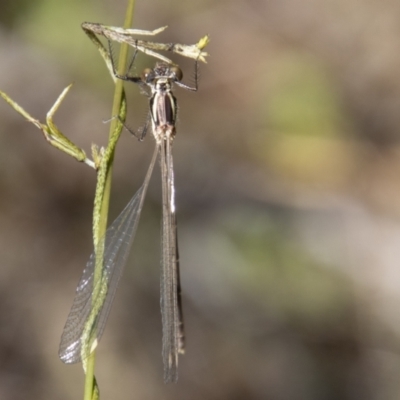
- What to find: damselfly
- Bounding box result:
[59,47,199,383]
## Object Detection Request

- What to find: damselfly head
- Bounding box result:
[145,63,183,83]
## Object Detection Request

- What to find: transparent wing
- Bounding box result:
[59,146,158,364]
[160,138,184,383]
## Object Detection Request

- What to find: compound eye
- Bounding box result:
[171,66,183,81]
[142,68,154,83]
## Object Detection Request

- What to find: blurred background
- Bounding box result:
[1,0,400,399]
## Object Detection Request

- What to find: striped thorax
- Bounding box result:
[142,63,183,143]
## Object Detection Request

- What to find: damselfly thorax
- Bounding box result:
[143,63,182,143]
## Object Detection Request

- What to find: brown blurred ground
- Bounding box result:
[1,0,400,399]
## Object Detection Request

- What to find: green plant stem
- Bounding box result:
[98,0,136,237]
[83,1,136,399]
